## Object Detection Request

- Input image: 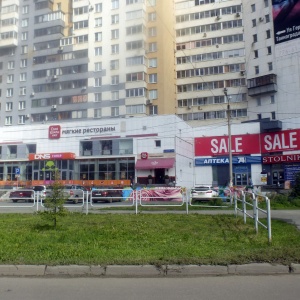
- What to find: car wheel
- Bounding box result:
[12,199,18,203]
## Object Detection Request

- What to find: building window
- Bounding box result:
[95,77,102,87]
[148,27,157,37]
[270,95,275,104]
[149,58,157,68]
[110,59,119,70]
[21,32,28,41]
[267,46,272,55]
[111,91,119,100]
[149,105,158,115]
[111,14,119,24]
[257,113,262,119]
[253,34,257,43]
[19,87,26,95]
[7,74,14,83]
[252,19,256,27]
[111,29,119,39]
[95,62,102,71]
[95,3,103,12]
[6,102,13,111]
[266,30,271,39]
[111,44,119,54]
[155,140,161,147]
[268,62,273,71]
[20,73,27,82]
[95,93,102,102]
[265,14,270,23]
[255,66,259,74]
[8,61,15,70]
[95,47,102,56]
[5,116,12,126]
[112,0,119,9]
[149,73,157,83]
[254,50,258,58]
[256,98,261,106]
[94,109,102,118]
[21,45,28,54]
[149,89,158,100]
[22,19,29,27]
[111,75,119,85]
[20,59,27,68]
[22,5,29,14]
[19,101,26,110]
[6,88,13,97]
[95,17,102,27]
[148,42,157,52]
[18,115,26,125]
[271,112,276,120]
[264,0,269,7]
[251,4,255,12]
[111,107,119,117]
[148,12,156,21]
[95,32,102,42]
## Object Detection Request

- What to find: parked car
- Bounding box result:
[9,188,34,203]
[91,187,123,203]
[191,186,218,201]
[31,185,47,200]
[46,184,89,204]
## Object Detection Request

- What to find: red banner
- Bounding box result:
[195,134,260,156]
[29,152,76,161]
[260,129,300,153]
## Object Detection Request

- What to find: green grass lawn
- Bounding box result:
[0,213,299,266]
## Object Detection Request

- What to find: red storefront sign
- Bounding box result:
[263,154,300,164]
[29,152,76,161]
[48,125,61,139]
[195,134,260,156]
[260,129,300,153]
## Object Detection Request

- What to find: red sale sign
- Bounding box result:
[260,129,300,153]
[195,134,260,156]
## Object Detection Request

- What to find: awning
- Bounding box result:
[135,158,175,170]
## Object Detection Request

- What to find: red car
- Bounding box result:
[9,188,34,203]
[91,187,123,203]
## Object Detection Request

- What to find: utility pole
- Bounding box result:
[224,88,233,188]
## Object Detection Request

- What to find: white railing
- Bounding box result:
[234,190,272,243]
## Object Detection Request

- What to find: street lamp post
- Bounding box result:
[224,88,233,188]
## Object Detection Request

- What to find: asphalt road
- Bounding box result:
[0,275,299,300]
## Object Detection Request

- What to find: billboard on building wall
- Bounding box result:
[272,0,300,45]
[194,128,300,156]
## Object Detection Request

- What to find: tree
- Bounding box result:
[290,171,300,198]
[38,171,68,228]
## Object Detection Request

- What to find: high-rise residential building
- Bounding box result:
[0,0,176,126]
[0,0,300,127]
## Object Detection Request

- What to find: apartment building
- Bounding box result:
[0,0,300,127]
[0,0,176,126]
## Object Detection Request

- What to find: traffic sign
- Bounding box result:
[15,168,20,175]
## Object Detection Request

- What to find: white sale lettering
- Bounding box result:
[211,137,243,154]
[264,132,297,151]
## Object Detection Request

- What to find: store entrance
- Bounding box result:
[154,168,165,184]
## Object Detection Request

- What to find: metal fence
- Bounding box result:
[0,187,272,243]
[234,190,272,243]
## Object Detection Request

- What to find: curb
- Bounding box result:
[0,263,299,277]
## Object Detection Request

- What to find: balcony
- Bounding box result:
[247,74,277,97]
[0,31,18,48]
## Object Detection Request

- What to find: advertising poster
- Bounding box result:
[272,0,300,45]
